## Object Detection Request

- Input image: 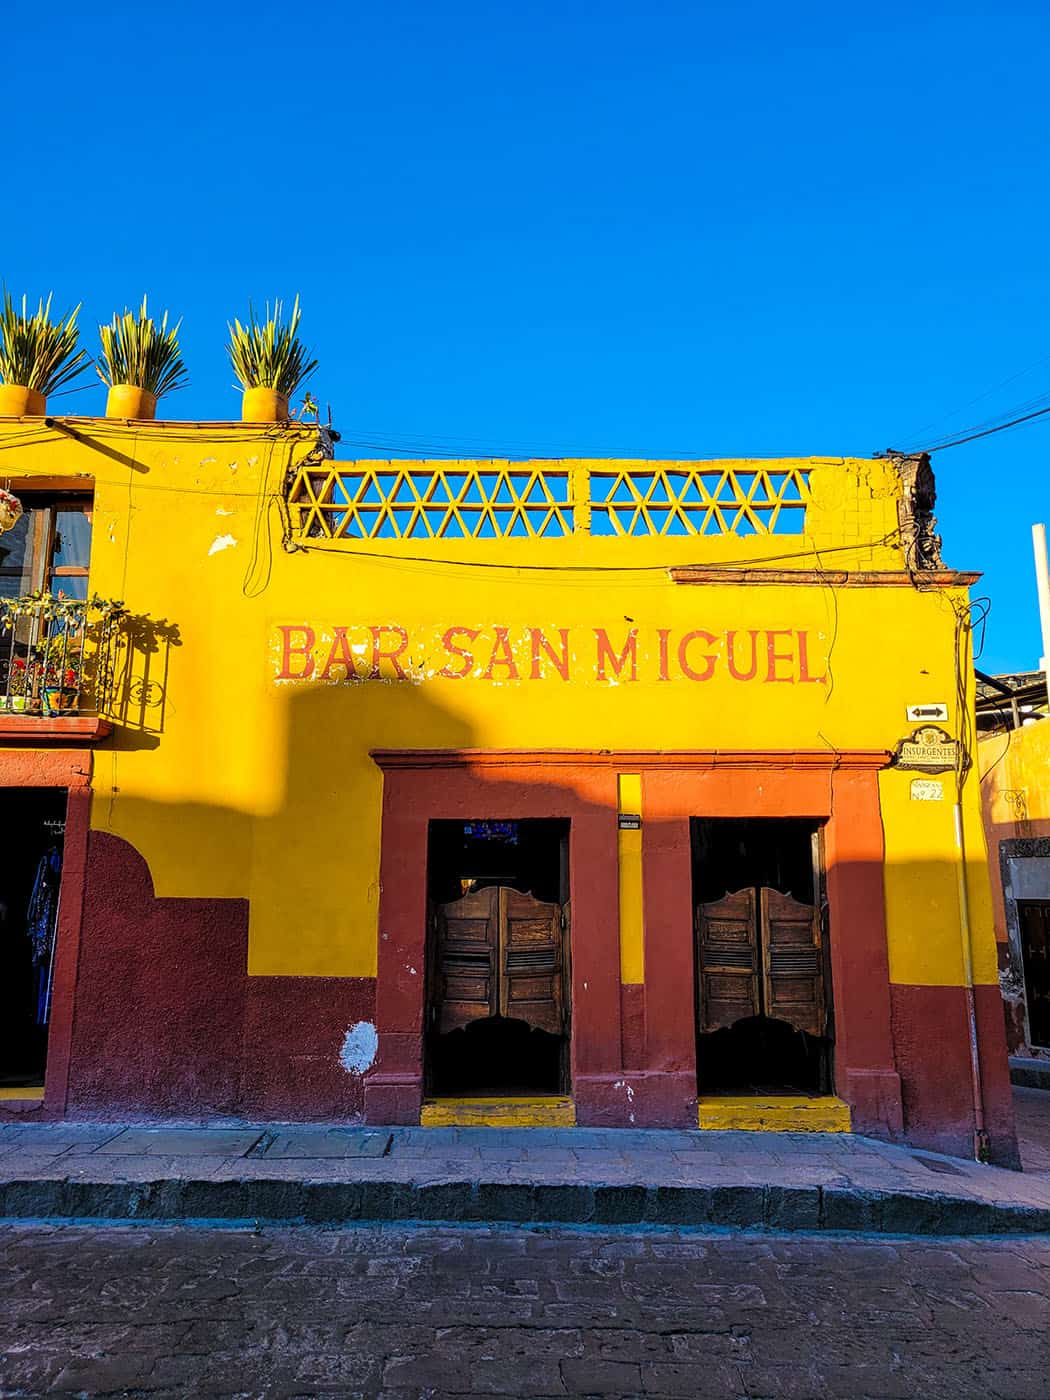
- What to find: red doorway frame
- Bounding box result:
[0,749,92,1119]
[366,749,902,1136]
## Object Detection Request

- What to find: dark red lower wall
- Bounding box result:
[890,982,1019,1168]
[63,832,376,1121]
[23,829,1023,1164]
[242,975,375,1119]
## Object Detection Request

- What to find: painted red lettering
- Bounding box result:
[528,627,570,680]
[657,628,672,682]
[798,630,828,685]
[370,625,409,680]
[277,625,316,680]
[726,629,760,682]
[678,630,718,682]
[439,626,480,679]
[765,629,795,683]
[482,626,520,680]
[595,628,638,682]
[318,626,359,680]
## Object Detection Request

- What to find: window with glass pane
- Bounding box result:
[0,496,92,599]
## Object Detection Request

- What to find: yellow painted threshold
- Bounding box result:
[699,1095,852,1133]
[421,1096,576,1127]
[0,1085,45,1102]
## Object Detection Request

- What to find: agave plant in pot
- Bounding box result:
[228,296,318,423]
[98,298,188,420]
[0,291,89,416]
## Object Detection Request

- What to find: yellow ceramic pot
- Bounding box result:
[0,384,46,416]
[242,387,289,423]
[106,384,157,420]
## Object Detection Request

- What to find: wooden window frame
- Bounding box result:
[0,493,93,599]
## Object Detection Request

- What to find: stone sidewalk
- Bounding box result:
[2,1089,1049,1236]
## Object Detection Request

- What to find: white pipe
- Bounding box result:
[953,799,988,1162]
[1034,523,1050,710]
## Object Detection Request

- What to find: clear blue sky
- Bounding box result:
[8,2,1049,671]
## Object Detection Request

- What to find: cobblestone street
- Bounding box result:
[1,1221,1048,1399]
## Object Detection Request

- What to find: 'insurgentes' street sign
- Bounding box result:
[893,725,959,774]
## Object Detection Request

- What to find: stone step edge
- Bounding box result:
[1,1177,1047,1235]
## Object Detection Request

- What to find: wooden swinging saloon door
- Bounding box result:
[696,887,826,1037]
[429,885,568,1038]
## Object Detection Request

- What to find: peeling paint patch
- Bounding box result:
[208,533,238,556]
[339,1021,378,1075]
[215,507,234,517]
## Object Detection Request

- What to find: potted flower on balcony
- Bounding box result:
[42,662,80,716]
[227,295,318,423]
[0,291,89,416]
[4,656,30,712]
[97,298,188,420]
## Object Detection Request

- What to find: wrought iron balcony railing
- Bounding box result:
[0,593,127,717]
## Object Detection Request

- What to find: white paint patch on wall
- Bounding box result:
[339,1021,379,1075]
[208,533,238,556]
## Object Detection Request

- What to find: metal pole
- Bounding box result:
[1034,523,1050,710]
[953,799,989,1161]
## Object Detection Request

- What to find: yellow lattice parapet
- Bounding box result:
[284,454,913,563]
[287,462,574,540]
[588,463,810,537]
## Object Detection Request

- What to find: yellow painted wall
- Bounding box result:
[0,423,995,991]
[980,715,1050,942]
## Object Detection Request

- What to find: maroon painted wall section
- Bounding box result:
[620,984,645,1071]
[241,975,375,1120]
[890,982,1019,1168]
[65,832,376,1121]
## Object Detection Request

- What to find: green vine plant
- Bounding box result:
[227,295,318,398]
[0,290,90,394]
[97,298,188,399]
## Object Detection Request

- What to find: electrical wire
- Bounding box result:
[897,349,1050,447]
[890,397,1050,456]
[292,530,902,575]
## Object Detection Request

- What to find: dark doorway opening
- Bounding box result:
[692,817,833,1095]
[0,788,66,1090]
[426,818,570,1097]
[1019,900,1050,1049]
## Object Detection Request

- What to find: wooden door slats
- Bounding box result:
[697,885,826,1038]
[697,888,760,1032]
[433,885,566,1038]
[500,887,565,1035]
[761,888,825,1037]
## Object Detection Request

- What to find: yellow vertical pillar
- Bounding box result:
[571,462,592,535]
[618,773,645,984]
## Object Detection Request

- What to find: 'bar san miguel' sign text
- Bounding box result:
[274,624,830,686]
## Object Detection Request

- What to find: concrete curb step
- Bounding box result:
[2,1176,1049,1235]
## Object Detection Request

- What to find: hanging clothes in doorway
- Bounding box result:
[26,846,62,1025]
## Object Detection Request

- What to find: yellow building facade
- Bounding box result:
[981,715,1050,1062]
[0,419,1017,1163]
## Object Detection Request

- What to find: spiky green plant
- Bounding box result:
[0,290,89,394]
[97,298,188,399]
[227,296,318,397]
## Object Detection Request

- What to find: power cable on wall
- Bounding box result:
[292,531,903,575]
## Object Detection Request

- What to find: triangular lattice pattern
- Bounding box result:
[588,467,811,537]
[288,466,574,540]
[286,464,811,541]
